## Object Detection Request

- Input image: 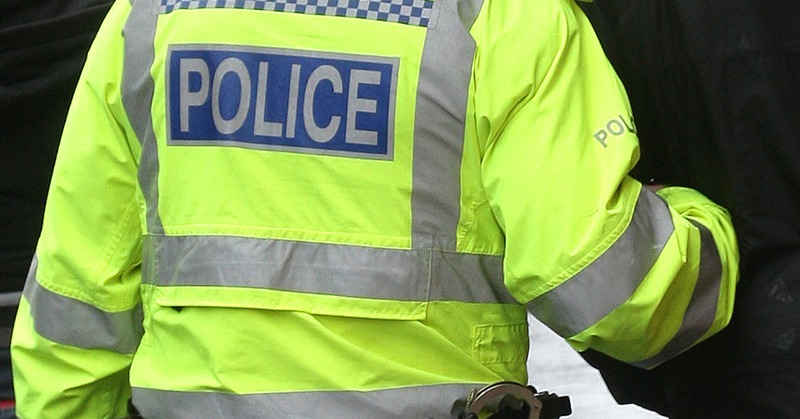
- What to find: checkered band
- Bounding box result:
[160,0,435,27]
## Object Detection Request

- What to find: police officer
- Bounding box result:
[11,0,739,417]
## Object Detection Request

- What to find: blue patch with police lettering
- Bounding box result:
[167,45,397,159]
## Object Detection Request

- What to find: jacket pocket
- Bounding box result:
[150,285,427,321]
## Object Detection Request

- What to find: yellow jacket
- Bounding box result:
[11,0,738,416]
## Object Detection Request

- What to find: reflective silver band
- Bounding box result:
[411,0,483,251]
[23,255,144,353]
[132,383,481,419]
[527,188,675,337]
[633,222,722,368]
[123,0,164,234]
[143,235,515,304]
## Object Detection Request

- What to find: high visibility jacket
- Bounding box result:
[11,0,739,417]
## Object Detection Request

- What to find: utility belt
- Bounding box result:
[452,382,572,419]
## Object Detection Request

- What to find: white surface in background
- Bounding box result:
[526,315,666,419]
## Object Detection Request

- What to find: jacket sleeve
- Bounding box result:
[474,0,738,367]
[10,1,143,417]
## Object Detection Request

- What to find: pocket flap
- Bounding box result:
[152,285,427,321]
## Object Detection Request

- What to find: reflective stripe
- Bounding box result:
[411,0,483,251]
[527,188,674,337]
[23,255,144,353]
[633,223,722,368]
[143,235,516,303]
[123,0,164,234]
[132,383,480,418]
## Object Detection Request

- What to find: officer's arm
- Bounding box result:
[11,1,143,417]
[474,0,738,367]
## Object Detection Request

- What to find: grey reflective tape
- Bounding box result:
[455,0,483,27]
[633,222,723,369]
[143,235,516,303]
[527,188,675,337]
[411,0,483,251]
[132,383,481,419]
[23,255,143,353]
[123,0,164,233]
[428,247,512,302]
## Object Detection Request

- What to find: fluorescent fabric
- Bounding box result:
[11,0,738,417]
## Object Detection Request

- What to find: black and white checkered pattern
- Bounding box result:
[161,0,435,27]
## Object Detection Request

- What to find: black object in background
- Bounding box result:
[577,2,800,418]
